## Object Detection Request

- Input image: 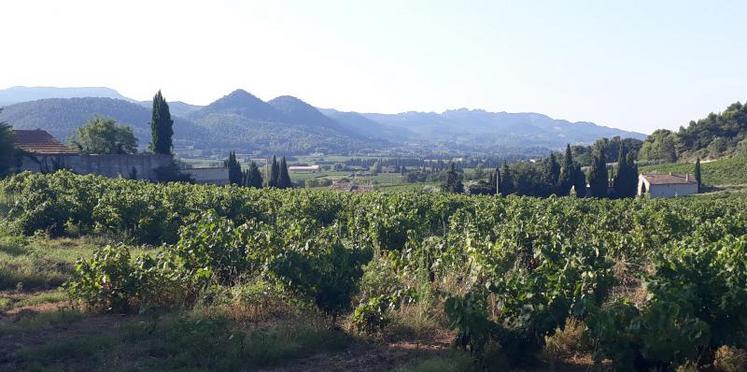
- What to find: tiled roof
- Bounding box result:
[641,173,696,185]
[12,130,78,155]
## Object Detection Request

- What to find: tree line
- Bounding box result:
[225,153,293,189]
[444,142,641,198]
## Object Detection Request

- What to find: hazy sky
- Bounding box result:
[1,0,745,133]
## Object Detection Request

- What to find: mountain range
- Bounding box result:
[0,86,645,156]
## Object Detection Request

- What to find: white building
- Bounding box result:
[638,173,698,198]
[288,165,320,173]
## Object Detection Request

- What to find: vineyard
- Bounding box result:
[2,170,747,370]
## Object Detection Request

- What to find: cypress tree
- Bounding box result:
[267,156,279,188]
[224,151,242,185]
[244,161,263,188]
[694,157,702,192]
[278,156,292,189]
[572,163,587,197]
[558,144,575,196]
[628,153,639,196]
[543,153,561,193]
[442,162,464,193]
[613,143,639,198]
[493,166,501,195]
[149,90,174,155]
[499,162,514,196]
[588,148,608,198]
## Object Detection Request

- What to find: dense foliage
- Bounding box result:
[68,116,138,154]
[640,101,747,161]
[224,151,242,185]
[1,171,746,369]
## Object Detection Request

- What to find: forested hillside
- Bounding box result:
[639,101,747,162]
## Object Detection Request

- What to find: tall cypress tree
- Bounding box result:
[613,143,639,198]
[628,153,639,196]
[149,90,174,155]
[572,163,587,197]
[499,162,514,196]
[694,157,702,192]
[244,161,263,188]
[278,156,292,189]
[442,162,464,193]
[558,144,575,196]
[588,148,608,198]
[493,166,501,195]
[543,153,561,193]
[224,151,242,185]
[267,156,279,188]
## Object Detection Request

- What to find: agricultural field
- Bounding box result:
[1,171,746,371]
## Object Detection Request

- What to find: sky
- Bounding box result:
[1,0,745,134]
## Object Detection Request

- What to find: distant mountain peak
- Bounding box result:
[211,89,265,106]
[188,89,284,123]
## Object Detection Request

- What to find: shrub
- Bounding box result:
[274,228,372,320]
[66,244,164,313]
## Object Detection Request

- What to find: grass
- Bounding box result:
[0,232,150,292]
[0,308,85,333]
[0,289,66,311]
[9,311,350,371]
[395,351,475,372]
[640,153,747,186]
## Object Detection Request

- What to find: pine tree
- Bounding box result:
[694,157,702,192]
[499,162,514,196]
[243,161,263,188]
[278,156,292,189]
[224,151,242,185]
[442,162,464,193]
[149,90,174,155]
[588,148,608,198]
[558,144,575,196]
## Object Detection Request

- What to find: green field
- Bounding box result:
[640,153,747,187]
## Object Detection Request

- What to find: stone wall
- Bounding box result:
[184,167,230,185]
[19,154,174,180]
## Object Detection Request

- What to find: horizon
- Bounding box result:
[0,85,644,134]
[2,1,746,134]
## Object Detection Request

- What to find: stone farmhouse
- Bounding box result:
[638,173,698,198]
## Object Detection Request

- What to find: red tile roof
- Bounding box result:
[12,130,78,155]
[641,173,696,185]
